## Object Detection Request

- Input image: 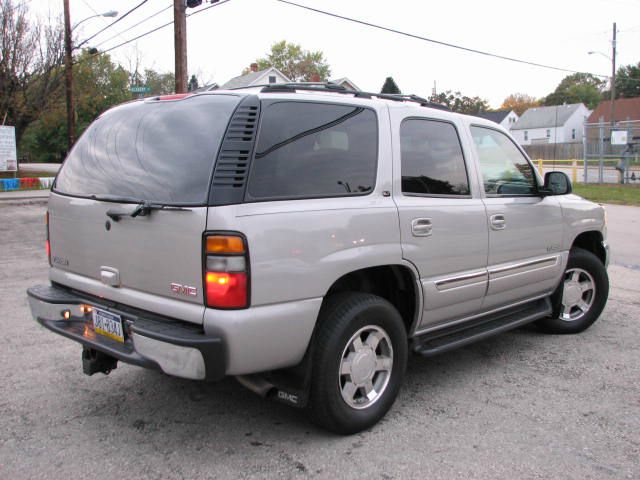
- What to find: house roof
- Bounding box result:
[330,77,361,91]
[512,103,585,130]
[220,67,290,90]
[473,110,512,124]
[587,97,640,123]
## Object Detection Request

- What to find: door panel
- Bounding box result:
[392,114,489,330]
[469,125,565,309]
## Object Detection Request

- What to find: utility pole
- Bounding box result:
[63,0,75,150]
[611,22,617,128]
[174,0,188,93]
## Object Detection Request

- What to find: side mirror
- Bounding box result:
[541,171,572,196]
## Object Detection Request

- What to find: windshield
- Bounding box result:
[54,94,240,205]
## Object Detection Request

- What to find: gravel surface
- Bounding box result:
[1,202,638,479]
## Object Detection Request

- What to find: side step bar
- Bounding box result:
[413,298,552,357]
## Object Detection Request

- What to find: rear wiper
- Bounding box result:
[89,195,191,222]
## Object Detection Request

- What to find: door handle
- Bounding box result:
[411,218,433,237]
[490,214,506,230]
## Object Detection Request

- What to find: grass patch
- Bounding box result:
[573,183,640,206]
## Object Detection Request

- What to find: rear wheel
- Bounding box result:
[537,248,609,334]
[308,293,407,435]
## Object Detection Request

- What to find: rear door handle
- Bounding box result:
[490,214,506,230]
[411,218,432,237]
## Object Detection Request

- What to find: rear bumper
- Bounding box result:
[27,284,225,381]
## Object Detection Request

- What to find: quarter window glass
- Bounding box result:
[470,126,536,195]
[248,102,377,199]
[400,119,470,195]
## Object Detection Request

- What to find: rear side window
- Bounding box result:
[247,102,377,200]
[400,119,470,195]
[54,95,240,204]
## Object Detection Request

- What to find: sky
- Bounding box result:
[28,0,640,108]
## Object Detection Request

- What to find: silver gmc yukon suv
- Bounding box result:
[28,83,610,434]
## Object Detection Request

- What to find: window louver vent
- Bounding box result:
[210,96,260,205]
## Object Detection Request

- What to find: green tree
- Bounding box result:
[500,93,540,116]
[614,62,640,98]
[380,77,401,94]
[544,73,604,109]
[141,68,175,95]
[20,50,130,162]
[430,90,490,114]
[252,40,331,82]
[188,74,199,92]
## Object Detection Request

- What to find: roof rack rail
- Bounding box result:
[239,82,450,111]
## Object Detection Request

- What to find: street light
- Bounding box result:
[73,10,118,31]
[63,4,119,152]
[588,22,617,128]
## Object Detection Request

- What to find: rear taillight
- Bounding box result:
[204,234,249,309]
[45,211,51,265]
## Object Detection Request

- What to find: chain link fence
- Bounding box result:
[583,119,640,184]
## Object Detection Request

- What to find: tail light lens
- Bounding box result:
[45,211,51,265]
[204,234,249,309]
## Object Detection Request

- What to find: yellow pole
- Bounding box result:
[572,160,577,184]
[538,159,543,174]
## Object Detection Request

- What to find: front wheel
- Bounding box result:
[537,248,609,334]
[308,293,407,435]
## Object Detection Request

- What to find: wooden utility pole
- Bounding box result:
[174,0,188,93]
[610,22,617,127]
[63,0,75,150]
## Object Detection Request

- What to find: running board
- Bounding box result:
[413,297,552,357]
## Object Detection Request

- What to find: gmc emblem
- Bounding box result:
[170,283,197,297]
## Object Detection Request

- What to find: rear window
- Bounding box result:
[54,94,240,204]
[247,101,377,200]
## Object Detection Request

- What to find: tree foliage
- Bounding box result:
[543,73,604,109]
[614,62,640,98]
[500,93,540,116]
[251,40,331,82]
[429,90,490,114]
[380,77,401,94]
[20,51,130,162]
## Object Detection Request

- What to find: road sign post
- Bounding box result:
[0,126,18,175]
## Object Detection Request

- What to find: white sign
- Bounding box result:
[0,126,17,172]
[611,130,628,145]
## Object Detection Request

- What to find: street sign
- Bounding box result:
[611,130,628,145]
[130,86,151,94]
[0,126,17,172]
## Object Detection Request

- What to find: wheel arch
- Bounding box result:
[571,230,606,265]
[322,264,422,336]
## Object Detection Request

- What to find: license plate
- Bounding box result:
[92,308,124,343]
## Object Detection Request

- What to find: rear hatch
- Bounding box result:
[49,94,241,324]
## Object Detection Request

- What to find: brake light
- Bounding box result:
[45,211,51,265]
[157,93,191,101]
[204,234,249,309]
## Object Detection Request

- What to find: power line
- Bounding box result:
[94,4,173,49]
[79,0,129,45]
[75,0,232,63]
[76,0,150,49]
[274,0,611,79]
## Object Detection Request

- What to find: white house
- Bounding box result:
[510,103,591,145]
[329,77,361,91]
[220,64,291,89]
[473,110,519,129]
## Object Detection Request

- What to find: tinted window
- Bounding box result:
[470,126,536,195]
[400,119,470,195]
[247,102,377,200]
[54,95,240,204]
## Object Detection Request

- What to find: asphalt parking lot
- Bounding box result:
[1,201,638,479]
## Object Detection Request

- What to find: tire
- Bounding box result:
[537,247,609,334]
[308,293,408,435]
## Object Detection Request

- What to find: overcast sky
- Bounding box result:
[29,0,640,108]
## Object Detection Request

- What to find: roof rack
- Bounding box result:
[232,82,451,111]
